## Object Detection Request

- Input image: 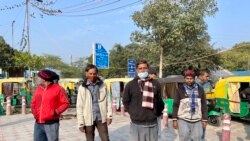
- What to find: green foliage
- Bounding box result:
[42,54,83,78]
[13,51,45,69]
[221,42,250,71]
[0,36,16,70]
[129,0,220,76]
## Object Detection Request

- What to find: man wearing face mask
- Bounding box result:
[77,64,112,141]
[31,69,70,141]
[123,60,164,141]
[172,70,207,141]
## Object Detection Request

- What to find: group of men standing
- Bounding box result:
[31,59,211,141]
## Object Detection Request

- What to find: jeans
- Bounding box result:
[84,120,110,141]
[34,122,59,141]
[177,120,202,141]
[130,122,158,141]
[201,127,206,141]
[157,116,162,141]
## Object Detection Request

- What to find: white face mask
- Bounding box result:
[138,72,149,79]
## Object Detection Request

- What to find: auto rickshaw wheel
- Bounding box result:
[208,115,221,126]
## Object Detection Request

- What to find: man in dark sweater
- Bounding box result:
[123,60,164,141]
[173,70,208,141]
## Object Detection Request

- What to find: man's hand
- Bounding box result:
[79,127,85,133]
[173,120,178,129]
[202,121,207,128]
[107,118,112,125]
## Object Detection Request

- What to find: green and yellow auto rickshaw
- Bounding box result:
[158,75,185,115]
[0,78,33,111]
[213,76,250,119]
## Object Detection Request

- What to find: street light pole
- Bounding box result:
[12,20,15,48]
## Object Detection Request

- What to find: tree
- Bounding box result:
[221,42,250,71]
[132,0,218,77]
[13,51,46,70]
[0,36,16,70]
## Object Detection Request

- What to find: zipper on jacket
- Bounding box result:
[39,87,46,123]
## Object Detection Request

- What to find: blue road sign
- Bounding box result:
[128,59,136,78]
[95,43,109,69]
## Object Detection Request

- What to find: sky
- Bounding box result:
[0,0,250,64]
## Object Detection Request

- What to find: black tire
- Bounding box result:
[208,115,222,126]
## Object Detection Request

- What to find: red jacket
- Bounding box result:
[31,83,70,123]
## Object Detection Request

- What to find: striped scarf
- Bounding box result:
[184,83,199,115]
[138,79,154,109]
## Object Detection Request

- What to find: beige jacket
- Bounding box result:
[77,82,112,128]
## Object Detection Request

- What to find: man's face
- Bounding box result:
[86,68,98,82]
[149,74,157,79]
[184,76,195,85]
[36,76,45,85]
[136,63,149,73]
[200,72,209,82]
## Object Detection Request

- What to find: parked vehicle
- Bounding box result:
[0,78,33,108]
[158,75,185,115]
[213,76,250,118]
[104,78,132,110]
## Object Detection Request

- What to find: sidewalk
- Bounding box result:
[0,110,249,141]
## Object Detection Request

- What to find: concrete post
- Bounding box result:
[222,114,231,141]
[22,96,26,114]
[112,97,117,113]
[6,96,11,115]
[120,99,125,116]
[162,104,168,127]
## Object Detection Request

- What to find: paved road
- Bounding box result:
[0,109,249,141]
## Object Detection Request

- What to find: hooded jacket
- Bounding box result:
[31,83,70,123]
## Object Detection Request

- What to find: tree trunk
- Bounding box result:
[159,46,163,78]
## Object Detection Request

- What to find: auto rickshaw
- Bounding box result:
[158,75,185,115]
[59,78,82,105]
[212,76,250,120]
[0,78,33,110]
[104,78,132,110]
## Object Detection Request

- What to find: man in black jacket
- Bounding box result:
[123,60,164,141]
[173,70,207,141]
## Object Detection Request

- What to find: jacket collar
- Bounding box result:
[82,77,103,88]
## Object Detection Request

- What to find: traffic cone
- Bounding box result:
[112,97,117,113]
[22,96,26,115]
[6,96,11,115]
[222,114,231,141]
[162,104,168,127]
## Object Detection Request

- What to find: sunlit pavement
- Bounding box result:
[0,109,249,141]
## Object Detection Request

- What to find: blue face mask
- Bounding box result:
[138,72,148,79]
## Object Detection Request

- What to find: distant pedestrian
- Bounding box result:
[173,69,207,141]
[196,69,213,141]
[77,64,112,141]
[31,69,70,141]
[148,67,162,141]
[123,60,164,141]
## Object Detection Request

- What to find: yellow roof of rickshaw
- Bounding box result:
[104,78,132,83]
[0,78,26,83]
[218,76,250,83]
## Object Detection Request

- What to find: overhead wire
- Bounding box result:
[62,0,121,13]
[57,0,143,17]
[58,0,96,10]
